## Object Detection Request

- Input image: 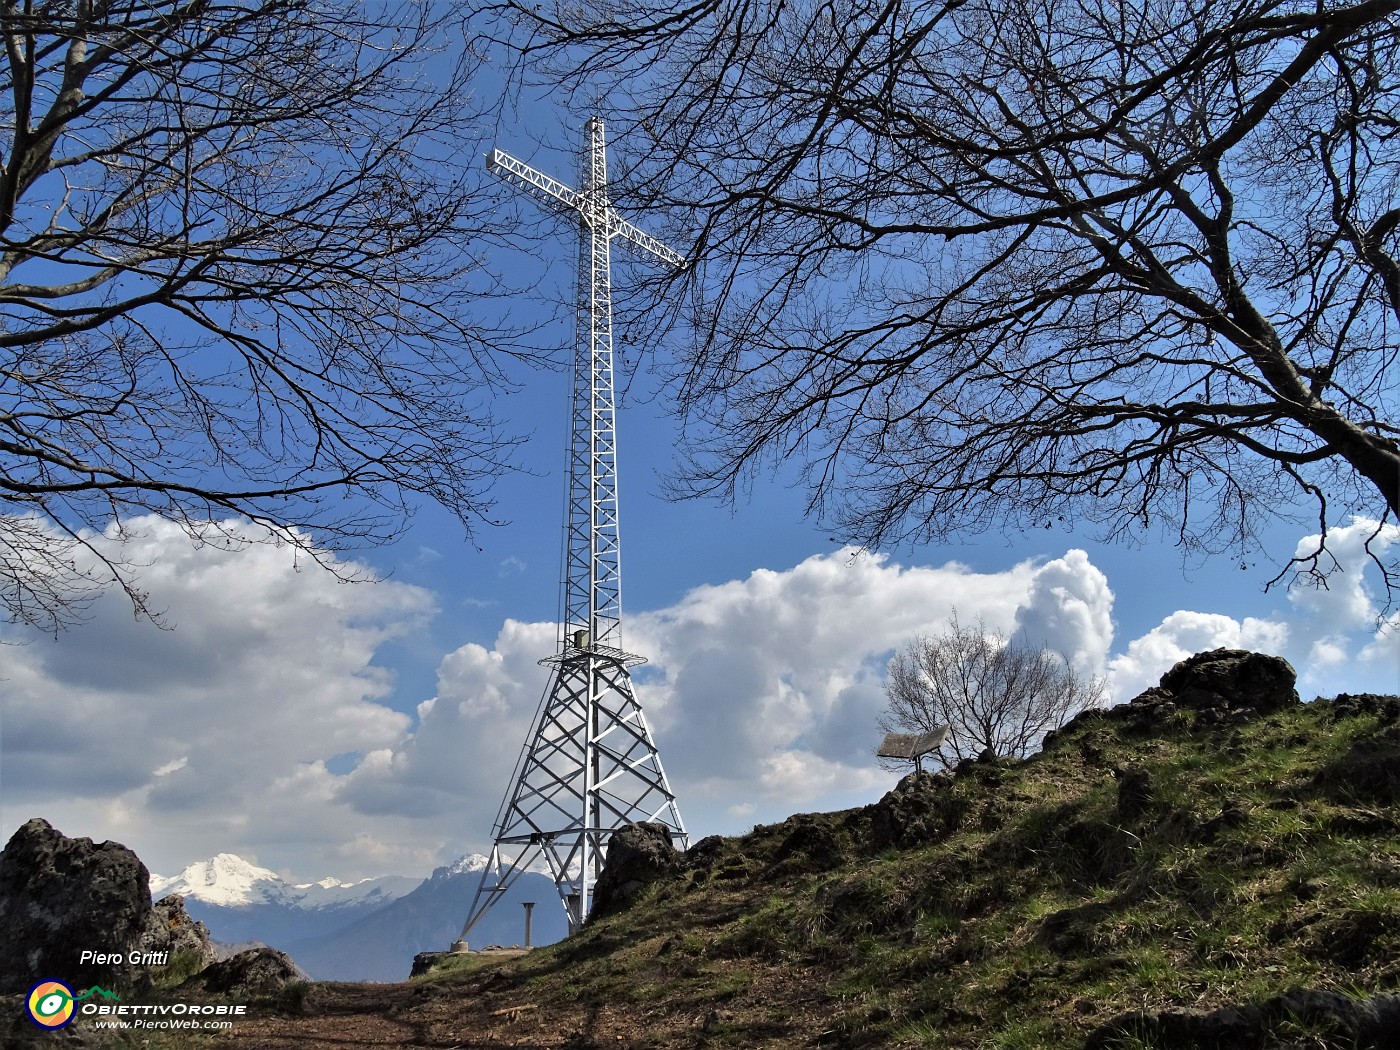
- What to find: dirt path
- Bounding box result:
[206,951,829,1050]
[210,978,692,1050]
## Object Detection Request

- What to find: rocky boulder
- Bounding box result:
[177,946,304,998]
[410,950,452,978]
[1147,648,1298,718]
[870,770,964,850]
[1330,692,1400,723]
[0,818,153,994]
[1115,768,1154,821]
[765,813,847,878]
[590,822,682,918]
[1049,649,1301,745]
[139,894,218,973]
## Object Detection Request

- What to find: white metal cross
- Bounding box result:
[457,118,688,942]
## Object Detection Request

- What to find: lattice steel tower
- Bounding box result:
[456,118,688,941]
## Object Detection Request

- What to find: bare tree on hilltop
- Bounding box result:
[882,615,1104,765]
[479,0,1400,594]
[1,0,532,631]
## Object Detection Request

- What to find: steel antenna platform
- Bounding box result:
[455,117,688,944]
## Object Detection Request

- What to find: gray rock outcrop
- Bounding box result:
[177,946,305,997]
[1049,649,1300,746]
[590,822,681,918]
[139,894,218,973]
[0,818,153,994]
[409,950,451,977]
[1,819,222,998]
[1157,647,1299,715]
[870,770,963,850]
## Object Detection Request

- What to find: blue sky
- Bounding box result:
[2,95,1397,889]
[345,95,1364,701]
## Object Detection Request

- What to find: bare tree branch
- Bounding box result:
[478,0,1400,599]
[0,0,533,631]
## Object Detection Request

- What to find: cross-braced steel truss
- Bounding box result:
[458,117,687,941]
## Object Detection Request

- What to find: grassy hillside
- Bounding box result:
[408,682,1400,1049]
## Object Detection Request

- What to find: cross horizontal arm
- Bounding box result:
[487,148,581,217]
[488,147,683,268]
[612,217,684,269]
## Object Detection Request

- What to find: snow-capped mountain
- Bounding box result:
[433,853,490,878]
[147,851,563,979]
[152,856,417,912]
[150,852,419,911]
[149,853,420,947]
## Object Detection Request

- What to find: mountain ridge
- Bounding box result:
[147,849,567,980]
[149,851,429,910]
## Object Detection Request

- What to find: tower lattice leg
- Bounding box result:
[459,644,686,940]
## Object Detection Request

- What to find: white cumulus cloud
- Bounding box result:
[343,547,1120,839]
[4,517,1395,887]
[0,516,435,879]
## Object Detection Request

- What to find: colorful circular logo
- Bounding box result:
[26,980,75,1029]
